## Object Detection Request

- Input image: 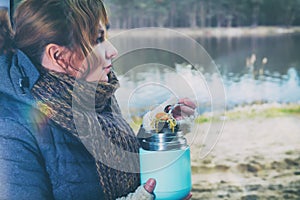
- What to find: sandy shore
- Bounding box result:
[186,114,300,199]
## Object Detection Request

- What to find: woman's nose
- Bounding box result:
[105,41,118,60]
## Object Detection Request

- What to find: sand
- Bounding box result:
[186,115,300,199]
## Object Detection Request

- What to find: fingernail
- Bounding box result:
[184,193,192,200]
[144,178,156,193]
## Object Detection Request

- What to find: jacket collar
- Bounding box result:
[14,50,40,90]
[0,50,40,105]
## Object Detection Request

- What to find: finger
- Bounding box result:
[179,105,195,116]
[143,178,156,193]
[174,116,183,120]
[172,105,195,117]
[182,192,192,200]
[171,106,182,117]
[178,98,197,109]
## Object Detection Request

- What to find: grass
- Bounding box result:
[129,104,300,131]
[196,104,300,123]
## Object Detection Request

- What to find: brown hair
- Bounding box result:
[1,0,108,67]
[0,8,14,54]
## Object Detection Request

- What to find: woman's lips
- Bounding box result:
[103,64,112,73]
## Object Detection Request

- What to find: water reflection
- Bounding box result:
[223,67,300,108]
[115,62,300,117]
[113,32,300,116]
[115,63,212,118]
[197,34,300,75]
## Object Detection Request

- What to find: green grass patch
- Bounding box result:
[195,104,300,123]
[128,104,300,129]
[194,116,211,123]
[279,106,300,114]
[129,116,143,133]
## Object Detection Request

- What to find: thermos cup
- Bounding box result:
[139,130,192,200]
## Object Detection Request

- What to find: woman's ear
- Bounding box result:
[42,43,69,73]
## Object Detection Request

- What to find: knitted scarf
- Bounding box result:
[31,69,140,200]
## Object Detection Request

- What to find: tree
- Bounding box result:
[249,0,264,26]
[12,0,300,29]
[282,0,300,26]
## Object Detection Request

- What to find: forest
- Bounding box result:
[104,0,300,28]
[11,0,300,29]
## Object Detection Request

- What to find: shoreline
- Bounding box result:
[109,26,300,38]
[129,103,300,131]
[195,102,300,123]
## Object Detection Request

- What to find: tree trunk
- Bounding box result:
[226,15,233,27]
[217,14,222,27]
[189,3,198,28]
[251,5,259,26]
[199,1,206,27]
[169,1,176,27]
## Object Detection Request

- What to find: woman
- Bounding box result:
[0,0,193,199]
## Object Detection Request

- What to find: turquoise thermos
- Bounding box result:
[139,130,192,200]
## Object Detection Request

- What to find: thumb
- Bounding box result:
[143,178,156,193]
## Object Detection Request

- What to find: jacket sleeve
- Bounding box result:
[0,118,54,200]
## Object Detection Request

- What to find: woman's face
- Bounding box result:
[84,42,118,82]
[63,23,118,82]
[83,24,118,82]
[42,21,118,82]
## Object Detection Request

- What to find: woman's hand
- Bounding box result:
[165,98,197,120]
[116,179,156,200]
[162,97,197,134]
[144,178,192,200]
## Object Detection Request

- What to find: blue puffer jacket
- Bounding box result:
[0,50,104,199]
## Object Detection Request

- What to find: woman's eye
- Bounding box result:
[106,23,110,30]
[96,36,104,44]
[96,30,105,44]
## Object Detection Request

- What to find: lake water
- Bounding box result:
[198,33,300,108]
[110,30,300,117]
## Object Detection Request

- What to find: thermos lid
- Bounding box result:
[138,127,188,151]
